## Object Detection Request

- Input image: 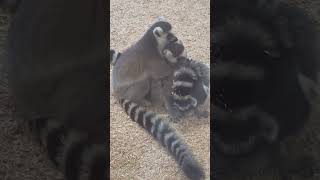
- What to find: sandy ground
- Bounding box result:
[110,0,210,179]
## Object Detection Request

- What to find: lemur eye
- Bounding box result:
[154,31,161,37]
[167,33,178,42]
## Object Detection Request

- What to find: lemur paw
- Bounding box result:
[162,40,185,64]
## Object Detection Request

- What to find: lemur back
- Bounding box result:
[111,21,178,105]
[6,0,107,179]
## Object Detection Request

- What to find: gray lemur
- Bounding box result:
[111,40,210,122]
[111,20,179,106]
[111,19,204,180]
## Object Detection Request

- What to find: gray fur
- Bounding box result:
[6,1,107,179]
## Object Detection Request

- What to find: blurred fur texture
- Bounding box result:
[6,0,108,179]
[212,0,319,178]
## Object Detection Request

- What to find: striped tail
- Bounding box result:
[26,117,107,180]
[119,98,204,180]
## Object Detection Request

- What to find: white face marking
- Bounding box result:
[152,26,179,61]
[153,27,165,38]
[163,49,178,63]
[164,39,187,64]
[153,27,168,54]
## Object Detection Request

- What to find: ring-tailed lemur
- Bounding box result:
[6,0,107,179]
[111,19,204,180]
[111,40,210,122]
[160,41,210,121]
[167,57,210,121]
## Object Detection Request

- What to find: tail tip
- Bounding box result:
[181,157,205,180]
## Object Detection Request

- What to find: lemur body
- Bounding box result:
[111,41,210,121]
[111,21,178,106]
[6,0,107,179]
[111,20,204,180]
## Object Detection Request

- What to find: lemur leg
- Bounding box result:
[161,77,185,122]
[147,76,184,121]
[165,98,184,122]
[145,80,162,109]
[117,79,152,107]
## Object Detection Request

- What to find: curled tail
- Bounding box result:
[26,117,107,180]
[119,98,204,180]
[110,49,121,66]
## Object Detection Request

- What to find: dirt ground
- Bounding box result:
[110,0,210,179]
